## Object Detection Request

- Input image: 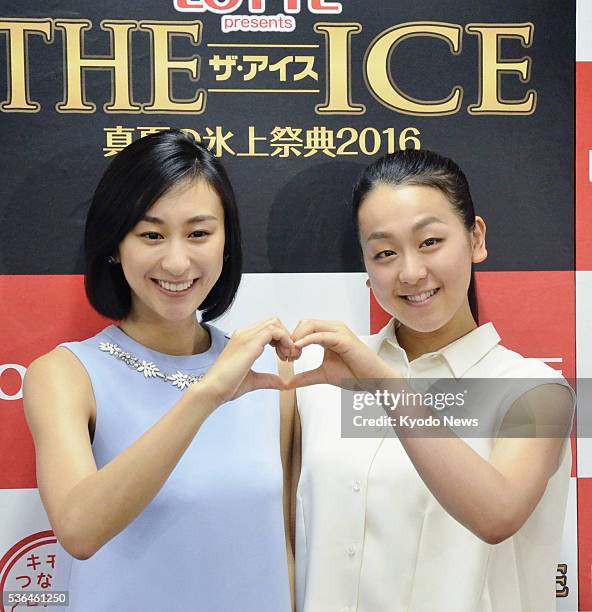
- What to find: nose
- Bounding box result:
[160,239,192,278]
[398,252,427,285]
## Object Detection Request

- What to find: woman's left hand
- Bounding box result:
[285,319,401,389]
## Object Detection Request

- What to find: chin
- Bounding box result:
[400,308,459,334]
[401,319,444,334]
[155,299,206,321]
[384,305,447,334]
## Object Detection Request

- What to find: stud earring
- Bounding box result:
[107,255,119,265]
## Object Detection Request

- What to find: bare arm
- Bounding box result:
[25,347,220,560]
[24,318,295,560]
[394,383,573,544]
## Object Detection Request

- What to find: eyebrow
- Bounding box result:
[140,214,218,224]
[366,216,446,242]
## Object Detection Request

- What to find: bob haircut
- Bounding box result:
[352,149,479,323]
[85,128,242,322]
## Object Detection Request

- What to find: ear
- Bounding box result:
[471,216,487,264]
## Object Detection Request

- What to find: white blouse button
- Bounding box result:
[347,544,356,557]
[352,480,361,492]
[340,607,350,612]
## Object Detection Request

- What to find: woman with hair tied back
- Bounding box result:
[23,129,296,611]
[289,150,575,612]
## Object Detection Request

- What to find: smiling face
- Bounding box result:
[116,178,225,326]
[358,183,486,334]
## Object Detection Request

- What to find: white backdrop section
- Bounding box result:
[216,272,371,334]
[577,0,592,60]
[0,488,52,553]
[0,489,62,599]
[557,478,580,611]
[577,271,592,477]
[0,489,51,557]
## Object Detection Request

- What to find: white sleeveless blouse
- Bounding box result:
[295,320,572,612]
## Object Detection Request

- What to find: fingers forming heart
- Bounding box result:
[261,319,345,390]
[271,340,302,363]
[280,321,330,388]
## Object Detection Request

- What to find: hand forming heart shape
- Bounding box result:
[202,317,401,403]
[278,319,401,391]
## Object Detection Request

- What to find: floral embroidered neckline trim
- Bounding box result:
[98,341,204,390]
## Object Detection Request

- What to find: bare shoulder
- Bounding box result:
[499,382,574,438]
[25,346,94,403]
[24,346,96,435]
[27,345,82,374]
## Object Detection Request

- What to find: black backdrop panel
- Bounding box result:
[0,1,574,273]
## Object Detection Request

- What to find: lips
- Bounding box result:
[151,278,198,297]
[400,287,440,306]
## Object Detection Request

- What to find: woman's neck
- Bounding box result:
[395,304,477,362]
[117,314,211,356]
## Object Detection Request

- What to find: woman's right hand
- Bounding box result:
[199,318,299,404]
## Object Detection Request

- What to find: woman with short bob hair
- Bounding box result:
[85,128,242,322]
[289,149,575,612]
[23,129,295,612]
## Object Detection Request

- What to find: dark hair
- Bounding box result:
[85,129,242,322]
[352,149,479,323]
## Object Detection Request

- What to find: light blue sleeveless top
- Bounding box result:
[52,323,291,612]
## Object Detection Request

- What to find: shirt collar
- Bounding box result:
[371,318,501,379]
[364,318,398,353]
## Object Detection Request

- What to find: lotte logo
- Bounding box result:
[174,0,343,13]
